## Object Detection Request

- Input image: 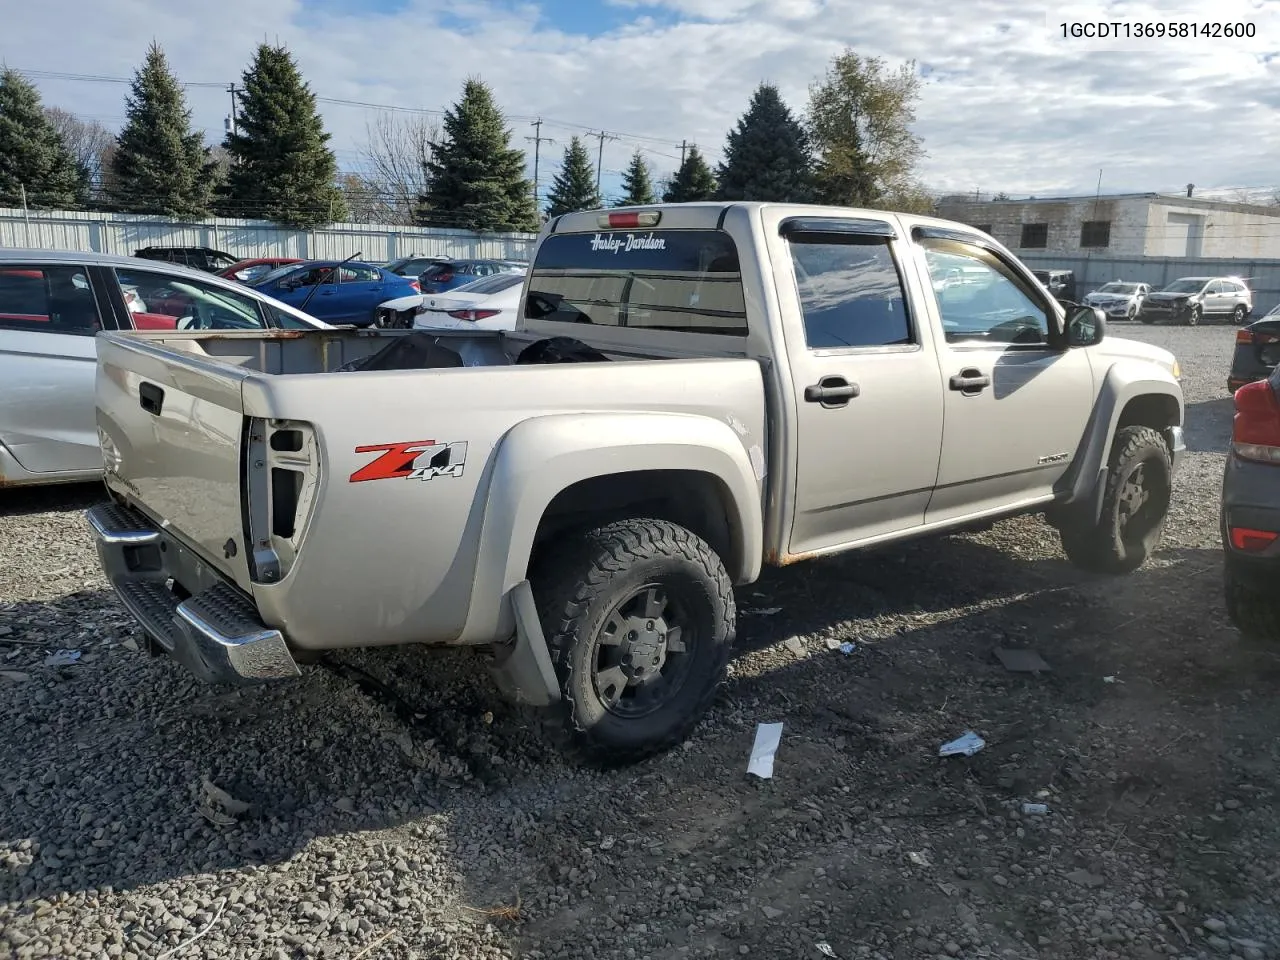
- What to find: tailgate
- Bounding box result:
[95,332,254,590]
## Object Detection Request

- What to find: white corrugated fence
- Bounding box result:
[0,207,538,262]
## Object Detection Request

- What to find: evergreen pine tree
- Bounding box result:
[414,78,538,232]
[545,136,600,218]
[110,43,216,218]
[661,146,717,203]
[0,68,87,209]
[615,150,655,206]
[715,83,812,203]
[222,44,346,227]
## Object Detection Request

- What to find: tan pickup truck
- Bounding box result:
[87,202,1186,762]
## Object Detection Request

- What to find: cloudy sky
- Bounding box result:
[8,0,1280,207]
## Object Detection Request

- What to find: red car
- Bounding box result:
[217,257,303,285]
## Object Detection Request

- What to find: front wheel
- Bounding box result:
[1185,304,1202,326]
[534,518,735,764]
[1059,426,1173,574]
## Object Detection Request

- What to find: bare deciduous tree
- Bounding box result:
[43,106,115,182]
[338,171,399,224]
[360,111,439,225]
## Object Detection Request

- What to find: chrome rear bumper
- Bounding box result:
[86,502,300,685]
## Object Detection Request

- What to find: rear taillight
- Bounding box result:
[1229,527,1279,552]
[1232,380,1280,464]
[1237,329,1254,345]
[446,309,500,322]
[409,280,420,292]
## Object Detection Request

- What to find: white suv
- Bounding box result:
[1139,276,1253,326]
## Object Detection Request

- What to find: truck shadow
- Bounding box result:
[1183,397,1233,455]
[0,528,1255,943]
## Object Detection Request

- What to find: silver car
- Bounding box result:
[1084,280,1150,320]
[0,249,327,488]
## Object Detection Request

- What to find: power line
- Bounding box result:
[13,66,690,157]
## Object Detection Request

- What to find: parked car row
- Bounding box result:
[0,250,328,488]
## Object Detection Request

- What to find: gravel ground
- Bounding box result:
[3,322,1279,960]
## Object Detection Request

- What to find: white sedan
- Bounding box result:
[414,271,527,331]
[1083,281,1151,320]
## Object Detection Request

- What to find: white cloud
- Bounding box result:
[7,0,1280,202]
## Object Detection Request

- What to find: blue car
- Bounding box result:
[418,259,525,294]
[251,260,420,327]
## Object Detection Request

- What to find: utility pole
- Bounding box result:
[525,119,555,211]
[226,83,239,136]
[589,130,620,194]
[680,139,687,166]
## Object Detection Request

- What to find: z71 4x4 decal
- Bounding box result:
[349,440,469,483]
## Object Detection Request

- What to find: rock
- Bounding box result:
[1206,935,1231,954]
[993,875,1008,887]
[761,906,784,921]
[783,636,806,658]
[944,943,961,957]
[1065,868,1105,888]
[1223,799,1241,810]
[1203,918,1227,934]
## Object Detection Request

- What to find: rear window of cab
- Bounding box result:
[525,230,748,337]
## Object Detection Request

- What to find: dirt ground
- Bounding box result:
[1,323,1277,960]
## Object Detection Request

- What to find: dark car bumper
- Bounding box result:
[1139,300,1191,322]
[1221,454,1280,591]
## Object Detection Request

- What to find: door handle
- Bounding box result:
[949,369,991,394]
[804,376,860,407]
[139,381,164,416]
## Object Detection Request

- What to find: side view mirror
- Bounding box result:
[1066,304,1106,347]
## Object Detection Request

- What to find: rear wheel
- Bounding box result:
[1233,304,1249,325]
[1225,566,1280,642]
[534,518,735,764]
[1060,426,1172,574]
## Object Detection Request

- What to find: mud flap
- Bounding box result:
[486,579,561,707]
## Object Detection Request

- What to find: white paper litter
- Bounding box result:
[815,943,839,958]
[747,722,785,779]
[43,649,81,667]
[938,731,986,758]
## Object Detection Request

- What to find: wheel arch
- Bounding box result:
[1056,364,1184,523]
[456,412,765,644]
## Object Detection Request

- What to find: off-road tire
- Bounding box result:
[1060,426,1172,574]
[533,518,735,765]
[1225,568,1280,642]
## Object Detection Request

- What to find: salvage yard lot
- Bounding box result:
[2,324,1278,960]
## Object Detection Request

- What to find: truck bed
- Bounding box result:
[94,327,768,653]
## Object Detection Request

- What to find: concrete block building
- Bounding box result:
[936,192,1280,260]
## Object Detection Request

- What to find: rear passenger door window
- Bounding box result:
[113,268,268,331]
[0,265,103,335]
[787,239,914,349]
